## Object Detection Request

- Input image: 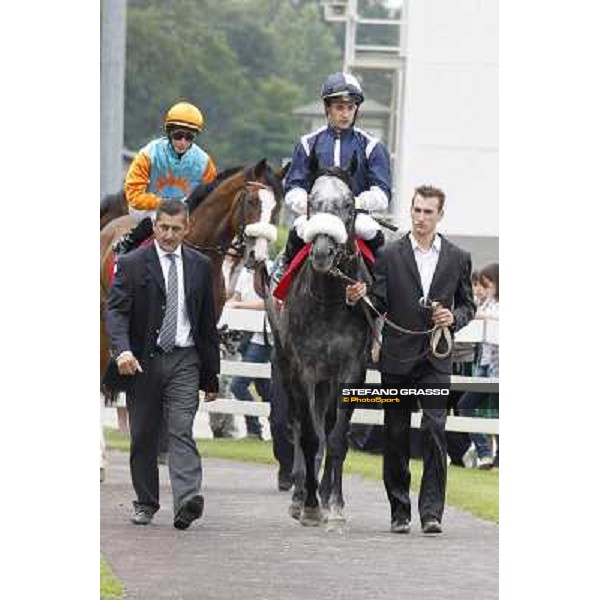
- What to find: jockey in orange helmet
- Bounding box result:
[113,101,218,255]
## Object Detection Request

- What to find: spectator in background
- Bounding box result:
[226,265,272,439]
[472,270,487,306]
[458,263,499,469]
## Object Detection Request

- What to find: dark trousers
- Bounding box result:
[126,347,202,514]
[269,360,294,478]
[382,367,449,524]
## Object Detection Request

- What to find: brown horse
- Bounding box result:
[100,158,289,393]
[100,190,127,230]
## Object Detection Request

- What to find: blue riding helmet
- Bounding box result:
[320,72,365,105]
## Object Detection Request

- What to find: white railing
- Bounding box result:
[213,308,499,435]
[218,308,499,345]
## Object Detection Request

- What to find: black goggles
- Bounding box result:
[170,129,196,142]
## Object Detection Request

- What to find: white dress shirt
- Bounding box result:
[409,232,441,300]
[154,241,194,348]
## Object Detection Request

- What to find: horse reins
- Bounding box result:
[184,177,272,258]
[328,267,453,360]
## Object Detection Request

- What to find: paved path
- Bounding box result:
[101,450,498,600]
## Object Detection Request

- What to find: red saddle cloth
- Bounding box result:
[273,239,375,301]
[107,237,154,287]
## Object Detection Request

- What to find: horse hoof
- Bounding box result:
[325,509,347,531]
[327,507,346,523]
[300,507,323,527]
[289,502,302,521]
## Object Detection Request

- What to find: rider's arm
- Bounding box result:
[124,149,163,211]
[202,155,218,184]
[284,143,310,214]
[355,143,391,212]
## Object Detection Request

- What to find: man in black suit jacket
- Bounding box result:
[347,185,476,534]
[106,200,220,529]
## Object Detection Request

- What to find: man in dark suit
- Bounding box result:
[106,199,220,529]
[347,185,476,534]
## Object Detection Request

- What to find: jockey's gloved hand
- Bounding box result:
[355,186,388,212]
[285,188,308,214]
[355,213,382,240]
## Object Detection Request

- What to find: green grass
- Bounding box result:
[104,428,498,523]
[100,555,124,600]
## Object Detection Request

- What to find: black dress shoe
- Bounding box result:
[277,471,293,492]
[422,518,443,534]
[131,504,156,525]
[390,518,411,534]
[174,494,204,530]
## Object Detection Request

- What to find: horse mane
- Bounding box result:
[100,190,125,218]
[186,166,243,213]
[262,164,285,203]
[309,166,353,193]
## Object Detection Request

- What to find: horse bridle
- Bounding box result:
[328,266,452,360]
[309,207,452,360]
[184,175,273,259]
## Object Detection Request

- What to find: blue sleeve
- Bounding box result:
[367,143,392,199]
[284,142,310,194]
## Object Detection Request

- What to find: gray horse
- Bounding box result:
[262,156,373,526]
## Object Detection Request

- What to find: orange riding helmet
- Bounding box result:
[164,102,205,132]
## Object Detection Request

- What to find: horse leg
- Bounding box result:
[326,406,353,525]
[318,401,338,512]
[299,387,323,526]
[289,419,306,520]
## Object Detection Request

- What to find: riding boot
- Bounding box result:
[272,227,305,285]
[112,217,154,255]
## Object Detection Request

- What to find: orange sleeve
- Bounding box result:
[202,155,218,184]
[124,151,162,211]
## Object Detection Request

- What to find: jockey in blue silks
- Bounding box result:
[273,72,391,282]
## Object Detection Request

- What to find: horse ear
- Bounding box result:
[253,158,268,179]
[346,151,359,177]
[277,161,291,182]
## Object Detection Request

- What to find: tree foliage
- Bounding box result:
[124,0,342,166]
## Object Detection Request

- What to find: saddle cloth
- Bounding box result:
[273,239,375,301]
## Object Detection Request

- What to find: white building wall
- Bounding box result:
[396,0,498,237]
